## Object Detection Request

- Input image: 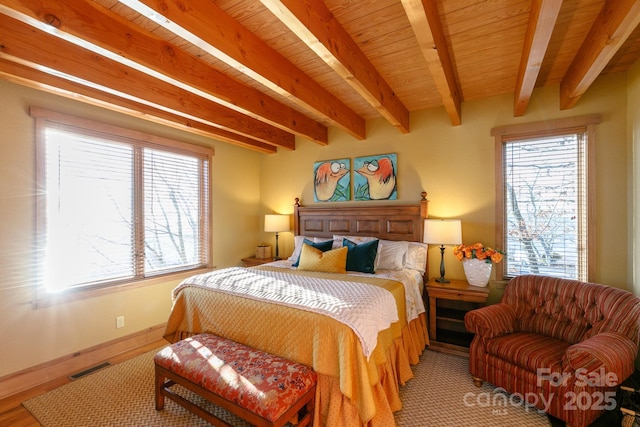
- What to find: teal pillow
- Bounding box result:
[343,238,379,274]
[293,238,333,267]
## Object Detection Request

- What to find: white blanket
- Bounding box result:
[174,267,399,358]
[268,259,426,323]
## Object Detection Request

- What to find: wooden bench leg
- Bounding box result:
[155,364,235,427]
[155,365,165,411]
[154,335,318,427]
[273,386,316,427]
[299,391,315,427]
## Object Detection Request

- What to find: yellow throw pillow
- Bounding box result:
[298,244,347,274]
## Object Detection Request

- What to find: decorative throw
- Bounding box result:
[173,267,399,357]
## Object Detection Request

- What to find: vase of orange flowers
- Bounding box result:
[453,243,504,287]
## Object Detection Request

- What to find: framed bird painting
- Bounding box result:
[354,153,397,201]
[313,158,351,202]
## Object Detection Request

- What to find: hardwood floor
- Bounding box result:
[0,338,167,426]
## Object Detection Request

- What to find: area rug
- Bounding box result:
[23,348,551,426]
[394,350,550,426]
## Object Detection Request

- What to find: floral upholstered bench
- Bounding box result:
[154,333,317,427]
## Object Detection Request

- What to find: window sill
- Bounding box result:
[33,267,214,309]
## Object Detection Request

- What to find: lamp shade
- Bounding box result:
[423,219,462,245]
[264,214,290,233]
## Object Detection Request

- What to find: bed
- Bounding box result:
[163,193,430,426]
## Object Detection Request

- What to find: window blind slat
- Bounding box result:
[44,128,135,290]
[144,148,203,275]
[38,117,211,293]
[503,132,587,280]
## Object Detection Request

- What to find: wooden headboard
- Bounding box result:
[293,192,429,243]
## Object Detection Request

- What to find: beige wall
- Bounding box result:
[0,80,262,377]
[0,69,633,379]
[261,73,631,289]
[631,60,640,295]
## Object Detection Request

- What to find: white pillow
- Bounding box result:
[288,235,305,261]
[374,240,409,270]
[332,235,376,249]
[405,242,428,273]
[288,236,331,261]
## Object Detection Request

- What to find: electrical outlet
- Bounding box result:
[116,315,125,329]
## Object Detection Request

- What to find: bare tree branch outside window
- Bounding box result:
[504,135,583,279]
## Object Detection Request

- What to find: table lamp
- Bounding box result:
[264,214,290,260]
[423,219,462,283]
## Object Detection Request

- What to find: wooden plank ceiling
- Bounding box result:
[1,0,639,153]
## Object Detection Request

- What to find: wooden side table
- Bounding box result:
[241,257,273,267]
[426,278,490,355]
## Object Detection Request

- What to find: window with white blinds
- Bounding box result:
[493,115,600,282]
[33,109,212,294]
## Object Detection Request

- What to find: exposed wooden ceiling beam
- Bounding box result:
[0,0,323,144]
[0,12,295,149]
[401,0,461,126]
[0,59,277,153]
[260,0,410,133]
[560,0,640,109]
[128,0,365,141]
[514,0,563,117]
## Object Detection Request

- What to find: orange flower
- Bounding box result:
[491,252,504,264]
[454,243,505,264]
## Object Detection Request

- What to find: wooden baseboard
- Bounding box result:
[0,323,166,400]
[428,340,470,358]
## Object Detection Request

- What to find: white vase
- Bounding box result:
[463,258,492,287]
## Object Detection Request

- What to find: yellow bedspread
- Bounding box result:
[163,266,429,426]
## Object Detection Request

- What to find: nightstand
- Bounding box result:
[241,257,273,267]
[426,278,490,355]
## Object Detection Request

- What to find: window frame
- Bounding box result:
[492,114,601,282]
[32,107,213,305]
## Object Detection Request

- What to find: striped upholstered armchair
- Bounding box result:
[465,275,640,427]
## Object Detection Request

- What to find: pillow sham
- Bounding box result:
[375,240,409,270]
[288,235,314,262]
[405,242,428,273]
[332,234,376,249]
[343,238,379,274]
[292,238,333,267]
[332,236,423,272]
[297,244,347,274]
